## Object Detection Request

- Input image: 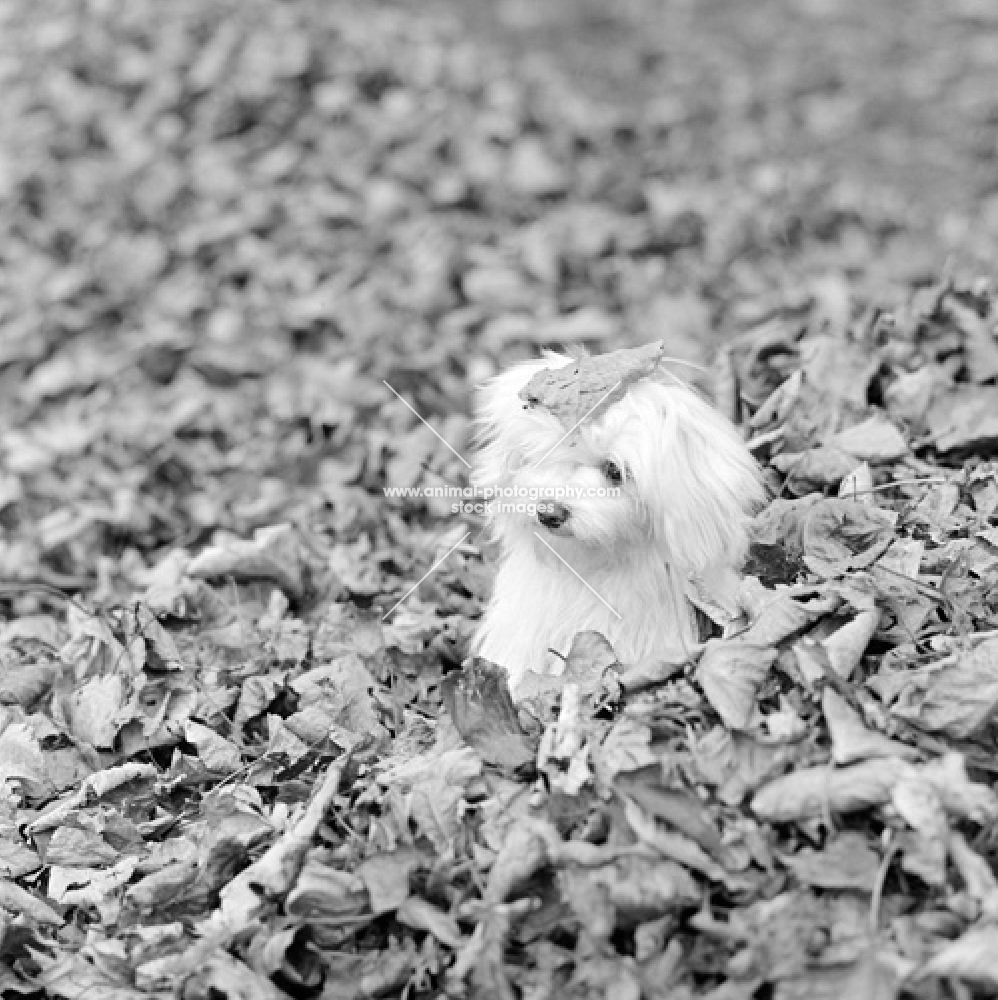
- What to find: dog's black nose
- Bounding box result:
[538,503,570,530]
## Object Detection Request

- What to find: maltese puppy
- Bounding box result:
[472,346,765,693]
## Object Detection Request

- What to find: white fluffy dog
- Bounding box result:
[472,350,765,693]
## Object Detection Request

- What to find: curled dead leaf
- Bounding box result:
[780,832,880,891]
[697,640,776,730]
[802,499,896,577]
[442,661,535,773]
[752,758,908,822]
[887,638,998,738]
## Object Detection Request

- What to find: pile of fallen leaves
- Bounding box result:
[3,0,998,997]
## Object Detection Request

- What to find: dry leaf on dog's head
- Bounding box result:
[519,340,668,430]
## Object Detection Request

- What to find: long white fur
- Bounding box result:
[472,352,765,693]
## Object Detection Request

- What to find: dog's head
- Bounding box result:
[474,353,764,573]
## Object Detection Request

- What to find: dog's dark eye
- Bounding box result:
[601,459,623,484]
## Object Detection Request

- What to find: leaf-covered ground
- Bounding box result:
[3,1,998,997]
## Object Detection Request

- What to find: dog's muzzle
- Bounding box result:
[538,502,570,531]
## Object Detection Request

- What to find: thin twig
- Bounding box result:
[870,837,900,935]
[843,476,948,498]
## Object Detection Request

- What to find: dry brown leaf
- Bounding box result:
[780,832,880,891]
[739,581,840,646]
[356,849,425,915]
[752,758,907,822]
[822,688,919,765]
[623,798,728,882]
[519,340,668,430]
[485,822,550,904]
[616,774,726,860]
[772,446,860,492]
[802,499,896,577]
[567,855,701,922]
[830,413,908,462]
[697,640,777,730]
[887,637,998,738]
[923,925,998,987]
[0,879,64,925]
[920,753,998,824]
[927,386,998,453]
[892,771,948,886]
[187,532,304,599]
[442,661,535,773]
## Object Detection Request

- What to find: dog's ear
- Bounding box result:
[644,384,765,573]
[471,374,512,493]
